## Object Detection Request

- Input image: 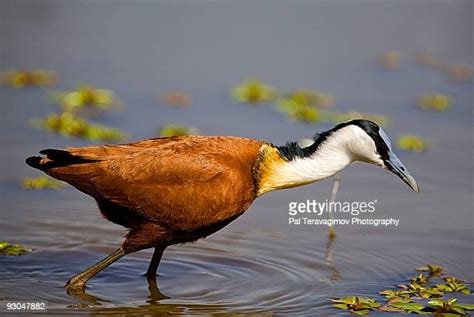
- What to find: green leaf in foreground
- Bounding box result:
[0,242,32,256]
[436,280,472,294]
[388,302,429,314]
[332,296,380,315]
[410,273,429,285]
[22,176,66,190]
[427,298,474,315]
[399,284,444,299]
[416,264,445,277]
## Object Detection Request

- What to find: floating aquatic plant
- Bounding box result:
[22,176,66,190]
[284,90,334,108]
[276,98,321,123]
[410,273,429,286]
[0,70,57,88]
[446,64,473,82]
[232,78,277,104]
[322,111,389,127]
[417,264,444,278]
[159,91,191,108]
[427,298,474,315]
[275,90,335,123]
[399,283,444,299]
[414,52,444,69]
[386,301,427,314]
[436,280,472,294]
[31,112,127,142]
[417,94,452,111]
[158,124,200,137]
[332,264,473,315]
[397,135,431,153]
[379,289,411,302]
[0,242,32,256]
[332,297,381,315]
[414,52,473,82]
[50,84,119,113]
[377,51,403,70]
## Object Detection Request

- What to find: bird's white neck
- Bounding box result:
[255,125,379,196]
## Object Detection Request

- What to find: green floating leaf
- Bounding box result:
[50,84,119,113]
[0,70,57,88]
[232,78,277,104]
[417,94,452,111]
[397,134,432,153]
[22,176,66,190]
[410,273,429,285]
[426,298,474,315]
[158,124,200,137]
[399,284,444,299]
[389,302,429,314]
[321,110,389,127]
[416,264,445,277]
[332,296,380,315]
[0,242,32,256]
[436,281,472,294]
[31,112,127,142]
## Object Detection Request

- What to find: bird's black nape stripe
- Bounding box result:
[277,119,389,161]
[276,129,334,161]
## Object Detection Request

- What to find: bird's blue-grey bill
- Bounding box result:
[386,153,420,193]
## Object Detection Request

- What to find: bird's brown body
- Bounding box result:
[27,136,265,253]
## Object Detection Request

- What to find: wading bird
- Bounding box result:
[26,119,419,292]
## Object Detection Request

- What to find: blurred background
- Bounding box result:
[1,1,472,315]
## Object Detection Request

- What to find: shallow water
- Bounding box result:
[1,1,473,315]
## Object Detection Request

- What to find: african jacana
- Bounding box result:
[26,119,419,292]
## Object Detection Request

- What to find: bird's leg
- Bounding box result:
[66,247,125,293]
[327,173,341,241]
[146,247,165,281]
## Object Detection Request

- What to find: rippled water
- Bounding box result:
[1,1,473,315]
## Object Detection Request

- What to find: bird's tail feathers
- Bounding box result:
[26,149,97,171]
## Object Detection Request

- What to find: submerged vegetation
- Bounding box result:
[0,70,57,88]
[31,112,127,142]
[0,242,32,256]
[158,124,200,137]
[332,264,474,315]
[50,84,119,113]
[22,176,66,190]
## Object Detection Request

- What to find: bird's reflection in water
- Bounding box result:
[66,275,168,307]
[66,275,228,314]
[324,231,341,282]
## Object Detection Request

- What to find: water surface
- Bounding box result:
[1,1,473,315]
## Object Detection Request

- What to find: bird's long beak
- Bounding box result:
[385,152,420,193]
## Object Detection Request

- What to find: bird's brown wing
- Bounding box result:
[43,136,263,231]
